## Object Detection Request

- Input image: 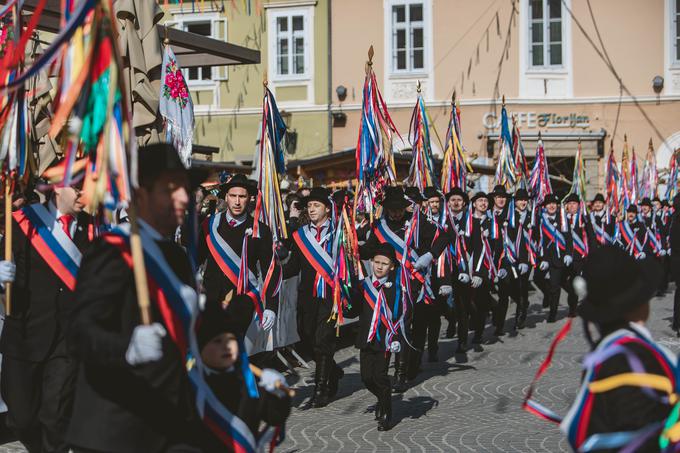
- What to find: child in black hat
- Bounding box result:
[348,243,402,431]
[559,246,676,452]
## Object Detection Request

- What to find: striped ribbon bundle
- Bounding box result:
[666,150,679,202]
[566,141,588,227]
[330,201,361,328]
[619,136,636,212]
[641,139,658,200]
[440,96,470,194]
[354,48,399,222]
[512,116,529,187]
[493,104,517,190]
[605,143,621,216]
[252,86,288,242]
[529,138,551,206]
[405,92,437,191]
[628,143,639,206]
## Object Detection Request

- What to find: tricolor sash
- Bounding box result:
[203,213,264,319]
[104,224,268,453]
[13,203,82,291]
[373,219,425,284]
[362,279,396,349]
[292,225,335,294]
[589,213,612,245]
[619,220,644,257]
[541,213,567,255]
[571,228,588,258]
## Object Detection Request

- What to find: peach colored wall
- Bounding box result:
[571,0,665,97]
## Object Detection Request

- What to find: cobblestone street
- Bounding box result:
[1,290,679,452]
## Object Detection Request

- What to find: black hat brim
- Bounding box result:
[302,195,332,207]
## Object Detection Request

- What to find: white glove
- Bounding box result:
[563,255,573,266]
[637,252,646,260]
[438,285,453,296]
[659,250,667,257]
[389,341,401,353]
[497,268,508,279]
[261,309,276,331]
[518,263,529,275]
[414,252,434,271]
[668,249,672,256]
[539,261,549,271]
[471,276,483,288]
[259,368,286,394]
[0,260,15,284]
[125,323,166,366]
[457,273,471,284]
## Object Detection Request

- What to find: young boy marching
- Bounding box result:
[349,243,402,431]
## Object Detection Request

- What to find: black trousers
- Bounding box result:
[360,349,391,410]
[298,297,337,357]
[673,267,680,330]
[514,273,530,321]
[1,339,77,453]
[453,280,472,346]
[411,300,443,355]
[471,281,495,341]
[494,276,516,331]
[534,266,575,319]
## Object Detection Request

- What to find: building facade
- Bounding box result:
[173,0,680,196]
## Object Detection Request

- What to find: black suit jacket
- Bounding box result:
[349,275,400,351]
[199,213,280,315]
[66,237,212,453]
[0,205,93,362]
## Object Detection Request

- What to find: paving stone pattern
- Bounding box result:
[2,290,679,452]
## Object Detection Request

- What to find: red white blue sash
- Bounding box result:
[362,279,396,349]
[541,213,567,254]
[589,213,612,245]
[203,213,264,319]
[13,203,82,291]
[373,219,425,285]
[619,220,643,257]
[104,224,267,453]
[292,225,335,296]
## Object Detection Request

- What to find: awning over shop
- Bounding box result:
[18,0,260,68]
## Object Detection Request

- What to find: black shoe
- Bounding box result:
[377,417,392,431]
[428,351,438,362]
[516,318,526,330]
[374,402,383,420]
[547,315,556,323]
[494,327,505,337]
[392,376,408,394]
[312,385,328,408]
[568,308,577,318]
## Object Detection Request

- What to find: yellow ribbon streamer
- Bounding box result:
[588,373,674,396]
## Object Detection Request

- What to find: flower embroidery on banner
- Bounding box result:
[162,57,189,109]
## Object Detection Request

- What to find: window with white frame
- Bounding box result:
[529,0,563,68]
[271,11,309,78]
[185,22,213,81]
[390,1,425,73]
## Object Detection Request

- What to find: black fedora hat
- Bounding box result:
[470,191,489,204]
[640,197,653,207]
[302,187,332,207]
[138,143,208,190]
[542,193,560,206]
[563,193,580,204]
[445,186,469,204]
[372,242,399,266]
[404,186,426,203]
[491,184,510,198]
[382,186,410,210]
[423,186,442,200]
[220,174,258,197]
[627,204,638,214]
[577,245,660,324]
[591,193,606,203]
[514,188,529,201]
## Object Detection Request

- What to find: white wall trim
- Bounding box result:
[266,5,315,105]
[518,0,573,98]
[382,0,434,103]
[264,1,317,8]
[665,0,680,94]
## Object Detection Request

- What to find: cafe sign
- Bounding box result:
[483,111,591,130]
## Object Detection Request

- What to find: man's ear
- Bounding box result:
[325,206,331,215]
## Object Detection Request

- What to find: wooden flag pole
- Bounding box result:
[127,203,152,325]
[4,179,11,316]
[248,363,296,398]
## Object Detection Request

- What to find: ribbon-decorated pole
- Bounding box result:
[354,45,399,223]
[493,96,517,190]
[440,92,471,193]
[512,115,529,188]
[405,80,437,191]
[605,140,620,217]
[253,77,288,242]
[641,139,658,200]
[620,135,632,212]
[3,178,11,315]
[566,139,588,226]
[666,149,679,202]
[529,132,552,206]
[629,145,639,205]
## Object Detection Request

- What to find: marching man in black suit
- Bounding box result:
[585,193,616,251]
[66,144,214,452]
[198,174,280,335]
[0,177,93,452]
